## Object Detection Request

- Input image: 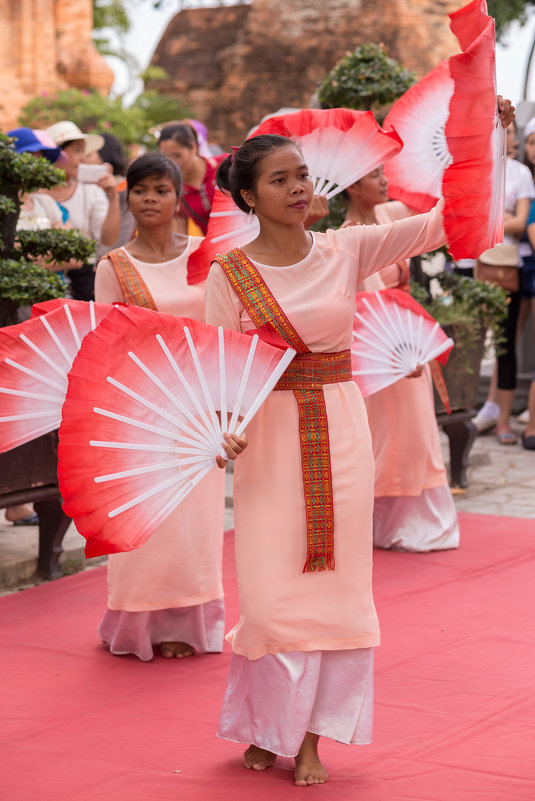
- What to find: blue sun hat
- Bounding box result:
[7,127,62,163]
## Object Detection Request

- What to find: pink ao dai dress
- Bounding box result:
[357,202,459,553]
[205,204,446,756]
[94,238,226,661]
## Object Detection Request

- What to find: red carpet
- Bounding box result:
[2,512,535,800]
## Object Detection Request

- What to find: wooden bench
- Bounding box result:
[0,432,71,580]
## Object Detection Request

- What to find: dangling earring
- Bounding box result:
[249,206,254,215]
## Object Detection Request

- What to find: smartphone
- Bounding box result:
[77,164,108,183]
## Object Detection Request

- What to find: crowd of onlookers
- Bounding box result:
[471,119,535,451]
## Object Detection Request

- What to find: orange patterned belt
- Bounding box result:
[216,247,344,573]
[274,350,352,390]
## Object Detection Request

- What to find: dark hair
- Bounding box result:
[159,123,198,151]
[216,134,299,214]
[98,133,127,176]
[126,152,183,198]
[61,139,81,150]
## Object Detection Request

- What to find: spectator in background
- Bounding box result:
[83,132,135,257]
[158,123,226,236]
[44,121,121,300]
[473,121,534,443]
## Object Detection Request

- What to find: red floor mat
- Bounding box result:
[2,513,535,800]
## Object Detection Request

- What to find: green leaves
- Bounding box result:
[0,260,66,304]
[0,133,93,311]
[411,270,508,359]
[318,43,416,118]
[16,229,96,265]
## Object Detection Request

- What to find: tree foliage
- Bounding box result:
[19,89,150,148]
[0,133,96,318]
[19,86,192,149]
[317,43,416,119]
[487,0,535,41]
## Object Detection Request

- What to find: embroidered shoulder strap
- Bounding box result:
[216,247,336,573]
[106,249,158,310]
[215,248,309,355]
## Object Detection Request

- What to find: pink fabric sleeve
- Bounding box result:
[333,200,446,283]
[205,261,243,332]
[94,258,125,304]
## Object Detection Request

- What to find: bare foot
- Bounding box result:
[160,641,196,659]
[294,732,328,786]
[243,744,277,771]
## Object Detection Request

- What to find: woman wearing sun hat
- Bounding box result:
[44,121,121,300]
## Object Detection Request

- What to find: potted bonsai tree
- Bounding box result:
[411,268,508,414]
[0,131,95,326]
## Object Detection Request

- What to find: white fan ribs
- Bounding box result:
[58,307,296,554]
[0,299,115,453]
[352,290,454,397]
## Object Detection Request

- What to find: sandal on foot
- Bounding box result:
[12,514,39,526]
[496,426,517,445]
[522,433,535,450]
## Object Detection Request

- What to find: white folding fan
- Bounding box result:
[58,305,295,557]
[351,289,454,398]
[250,107,403,199]
[0,299,115,452]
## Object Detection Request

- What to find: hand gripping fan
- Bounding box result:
[187,188,260,284]
[58,305,296,557]
[249,108,403,198]
[383,0,504,259]
[0,299,115,452]
[351,289,454,398]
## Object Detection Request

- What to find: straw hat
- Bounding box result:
[45,121,104,156]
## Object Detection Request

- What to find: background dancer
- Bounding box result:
[94,152,226,661]
[343,166,459,552]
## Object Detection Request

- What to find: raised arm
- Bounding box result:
[341,199,446,284]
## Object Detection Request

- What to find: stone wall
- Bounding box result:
[0,0,113,131]
[150,0,465,148]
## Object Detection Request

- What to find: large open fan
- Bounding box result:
[249,108,403,199]
[382,60,453,213]
[351,289,454,398]
[442,0,505,258]
[383,0,504,259]
[58,305,295,557]
[187,188,260,283]
[0,299,114,452]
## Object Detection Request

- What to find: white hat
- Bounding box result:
[45,121,104,156]
[524,118,535,140]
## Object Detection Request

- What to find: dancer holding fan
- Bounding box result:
[205,133,452,786]
[344,167,459,552]
[93,153,227,661]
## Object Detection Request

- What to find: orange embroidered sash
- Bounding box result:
[106,249,158,310]
[216,247,352,573]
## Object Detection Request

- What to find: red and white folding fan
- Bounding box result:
[249,108,403,199]
[442,0,505,259]
[382,60,454,213]
[383,0,504,259]
[351,289,454,398]
[0,299,114,452]
[186,188,260,283]
[58,305,295,557]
